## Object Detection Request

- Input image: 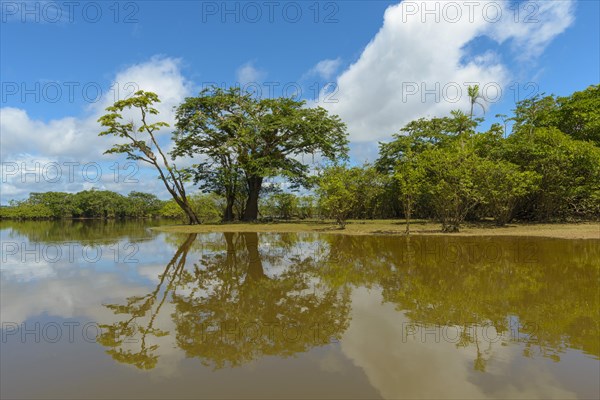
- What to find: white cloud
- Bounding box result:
[322,1,575,145]
[340,287,579,399]
[0,57,192,202]
[0,108,93,159]
[1,57,190,160]
[487,1,575,60]
[235,61,265,85]
[307,58,343,80]
[102,56,192,118]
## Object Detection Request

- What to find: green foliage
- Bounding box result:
[7,85,597,226]
[260,192,300,220]
[555,85,600,145]
[72,190,128,218]
[475,160,540,225]
[28,191,79,218]
[316,165,362,228]
[373,86,599,229]
[190,193,223,224]
[510,85,600,146]
[297,195,316,219]
[159,200,185,219]
[126,191,163,217]
[418,143,485,232]
[467,84,486,118]
[0,202,53,219]
[504,127,600,220]
[1,190,166,220]
[159,193,223,224]
[98,90,201,224]
[392,135,426,233]
[377,110,479,173]
[353,165,387,219]
[173,86,349,221]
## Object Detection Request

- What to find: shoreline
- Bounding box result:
[152,220,600,240]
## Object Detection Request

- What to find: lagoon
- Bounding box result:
[1,220,598,399]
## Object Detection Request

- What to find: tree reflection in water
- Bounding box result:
[319,234,599,369]
[98,232,351,370]
[98,232,599,372]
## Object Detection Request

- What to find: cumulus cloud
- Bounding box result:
[1,108,94,160]
[0,57,192,202]
[306,58,343,80]
[236,61,266,85]
[0,234,190,376]
[340,288,579,399]
[487,1,575,60]
[322,0,575,144]
[1,56,190,160]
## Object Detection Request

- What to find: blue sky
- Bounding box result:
[1,0,598,201]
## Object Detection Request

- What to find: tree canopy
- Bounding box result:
[172,86,349,221]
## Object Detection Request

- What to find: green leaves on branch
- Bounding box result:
[173,86,349,221]
[316,164,385,228]
[98,90,201,224]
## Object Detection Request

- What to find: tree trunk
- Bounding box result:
[243,176,263,221]
[243,232,267,281]
[223,194,235,222]
[174,197,200,225]
[404,195,412,235]
[183,203,201,225]
[224,232,237,268]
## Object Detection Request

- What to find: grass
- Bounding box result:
[152,219,600,240]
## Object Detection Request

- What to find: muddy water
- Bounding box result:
[1,221,598,399]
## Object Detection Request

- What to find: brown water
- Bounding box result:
[1,220,599,399]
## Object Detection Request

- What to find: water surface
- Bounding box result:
[1,221,598,399]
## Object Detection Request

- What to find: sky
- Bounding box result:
[1,0,599,202]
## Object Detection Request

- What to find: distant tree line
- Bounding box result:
[0,188,319,222]
[0,190,222,223]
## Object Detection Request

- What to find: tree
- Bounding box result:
[159,193,223,223]
[351,165,387,219]
[28,192,77,218]
[509,93,559,136]
[0,201,53,220]
[467,85,486,119]
[556,85,600,145]
[377,111,479,173]
[261,192,299,220]
[172,88,253,221]
[316,165,362,228]
[508,85,600,146]
[297,195,316,219]
[476,160,540,225]
[72,189,127,219]
[504,127,600,220]
[98,91,200,225]
[126,191,163,218]
[378,111,482,231]
[190,193,223,223]
[392,136,426,234]
[174,87,349,222]
[419,143,485,232]
[1,190,169,220]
